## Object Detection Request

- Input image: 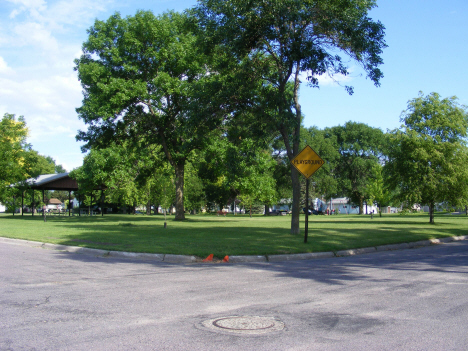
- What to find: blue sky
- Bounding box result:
[1,0,467,171]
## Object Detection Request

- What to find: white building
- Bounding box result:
[272,197,381,215]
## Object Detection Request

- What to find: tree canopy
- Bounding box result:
[325,121,385,214]
[0,113,29,204]
[1,113,68,212]
[385,92,468,223]
[74,10,248,220]
[195,0,386,233]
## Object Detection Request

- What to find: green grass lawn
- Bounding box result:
[1,212,467,258]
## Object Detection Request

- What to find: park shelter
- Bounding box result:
[13,173,78,216]
[10,173,108,217]
[15,173,106,217]
[12,173,105,217]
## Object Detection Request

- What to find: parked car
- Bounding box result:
[303,208,324,215]
[271,210,288,216]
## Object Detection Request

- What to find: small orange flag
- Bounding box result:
[223,255,229,263]
[203,254,214,262]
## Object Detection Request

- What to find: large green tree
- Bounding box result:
[385,92,468,223]
[75,10,243,220]
[1,114,67,211]
[0,113,29,203]
[301,126,340,202]
[196,0,386,233]
[325,121,385,214]
[366,163,394,216]
[71,140,168,213]
[24,150,57,178]
[196,136,277,212]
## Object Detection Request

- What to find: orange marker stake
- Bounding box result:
[203,254,214,262]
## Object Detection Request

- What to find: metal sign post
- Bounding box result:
[290,145,326,244]
[305,178,309,243]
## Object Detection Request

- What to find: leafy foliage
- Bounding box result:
[385,92,468,223]
[70,141,171,212]
[0,113,29,203]
[196,137,277,213]
[75,10,243,220]
[1,113,67,212]
[195,0,386,233]
[325,121,385,213]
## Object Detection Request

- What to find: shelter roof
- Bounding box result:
[17,173,78,191]
[48,198,62,205]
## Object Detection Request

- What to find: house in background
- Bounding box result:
[314,197,366,214]
[47,198,63,211]
[272,197,381,215]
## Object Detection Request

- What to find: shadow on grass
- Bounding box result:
[1,213,247,224]
[23,221,468,256]
[2,213,467,257]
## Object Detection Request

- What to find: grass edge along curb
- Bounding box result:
[1,235,467,264]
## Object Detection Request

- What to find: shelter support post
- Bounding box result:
[42,189,46,222]
[69,191,71,217]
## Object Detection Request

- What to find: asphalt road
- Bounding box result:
[1,239,468,351]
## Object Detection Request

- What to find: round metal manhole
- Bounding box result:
[202,316,284,335]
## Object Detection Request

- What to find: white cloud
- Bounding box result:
[9,9,21,19]
[0,0,114,171]
[13,21,59,53]
[0,57,15,74]
[6,0,112,31]
[47,0,111,27]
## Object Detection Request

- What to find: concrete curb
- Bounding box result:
[376,243,410,252]
[1,235,468,264]
[108,251,165,261]
[229,255,268,263]
[336,247,377,257]
[268,252,335,262]
[164,254,197,264]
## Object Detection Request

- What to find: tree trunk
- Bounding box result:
[359,198,364,215]
[174,161,185,221]
[279,65,302,235]
[290,167,301,234]
[146,201,151,215]
[264,204,270,216]
[429,202,435,224]
[250,204,252,218]
[291,65,302,234]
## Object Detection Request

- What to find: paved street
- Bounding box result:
[1,239,468,350]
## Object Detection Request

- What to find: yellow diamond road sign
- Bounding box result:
[291,145,325,179]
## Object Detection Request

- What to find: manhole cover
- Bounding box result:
[202,316,284,335]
